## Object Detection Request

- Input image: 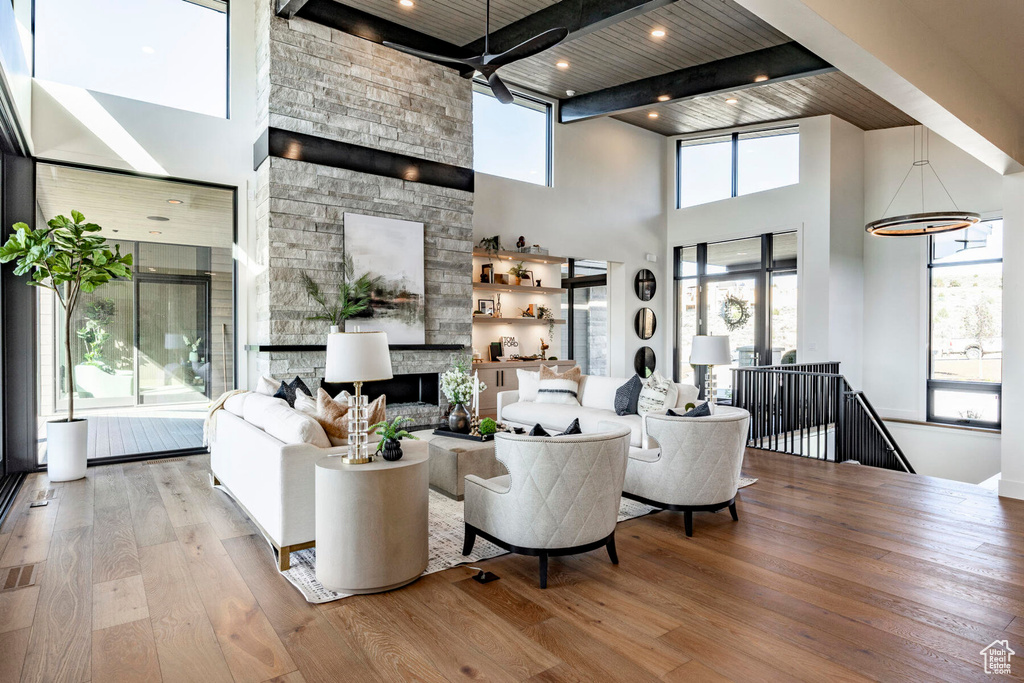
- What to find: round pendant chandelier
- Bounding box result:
[865,127,980,237]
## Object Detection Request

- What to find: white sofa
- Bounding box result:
[497,373,701,448]
[210,391,362,570]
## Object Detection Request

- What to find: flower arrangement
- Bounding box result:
[440,358,486,406]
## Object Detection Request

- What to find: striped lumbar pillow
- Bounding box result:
[536,365,582,405]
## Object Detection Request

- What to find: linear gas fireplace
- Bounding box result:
[322,372,441,427]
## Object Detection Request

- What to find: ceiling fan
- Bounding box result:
[384,0,568,104]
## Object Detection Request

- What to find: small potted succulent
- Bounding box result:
[370,416,419,461]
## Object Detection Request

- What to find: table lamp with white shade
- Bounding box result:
[325,330,393,464]
[689,335,731,406]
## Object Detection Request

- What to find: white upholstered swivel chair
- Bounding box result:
[462,426,631,588]
[624,406,750,536]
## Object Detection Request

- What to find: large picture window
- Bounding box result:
[560,260,608,375]
[35,0,229,118]
[472,82,552,186]
[928,219,1002,428]
[674,232,798,401]
[677,127,799,208]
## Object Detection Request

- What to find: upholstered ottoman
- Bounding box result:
[426,435,507,501]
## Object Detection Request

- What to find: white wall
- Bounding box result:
[999,171,1024,499]
[474,115,666,378]
[861,125,1004,482]
[26,0,259,388]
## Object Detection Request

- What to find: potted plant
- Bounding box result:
[183,335,202,363]
[301,254,381,333]
[0,212,133,481]
[370,416,420,461]
[440,358,485,433]
[508,262,528,286]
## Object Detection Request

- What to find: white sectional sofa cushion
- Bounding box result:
[262,401,331,448]
[498,373,701,448]
[243,392,289,430]
[224,391,249,417]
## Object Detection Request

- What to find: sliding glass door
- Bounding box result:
[674,232,798,402]
[35,163,235,463]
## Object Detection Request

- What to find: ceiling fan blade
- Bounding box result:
[485,27,569,67]
[488,72,515,104]
[383,41,473,68]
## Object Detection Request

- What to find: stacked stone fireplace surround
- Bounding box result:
[254,1,474,425]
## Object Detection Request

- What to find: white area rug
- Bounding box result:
[280,476,757,603]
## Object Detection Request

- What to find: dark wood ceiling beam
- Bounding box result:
[559,42,836,123]
[284,0,475,74]
[461,0,677,55]
[276,0,311,20]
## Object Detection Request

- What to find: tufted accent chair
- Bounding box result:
[462,426,631,588]
[624,406,750,536]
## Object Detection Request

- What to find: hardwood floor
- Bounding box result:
[1,449,1022,682]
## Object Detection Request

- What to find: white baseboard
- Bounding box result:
[998,477,1024,500]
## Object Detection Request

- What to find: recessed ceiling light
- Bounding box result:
[754,75,769,82]
[657,95,670,102]
[149,231,162,236]
[725,98,739,104]
[650,29,666,38]
[147,216,170,221]
[648,112,659,119]
[167,199,184,205]
[142,46,155,54]
[556,60,569,69]
[399,0,414,6]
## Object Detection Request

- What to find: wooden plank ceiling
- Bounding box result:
[332,0,917,134]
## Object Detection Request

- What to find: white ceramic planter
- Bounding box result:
[47,419,88,482]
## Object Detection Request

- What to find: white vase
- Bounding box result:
[47,419,88,482]
[189,351,199,363]
[329,325,341,334]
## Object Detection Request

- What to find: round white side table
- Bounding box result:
[315,442,429,594]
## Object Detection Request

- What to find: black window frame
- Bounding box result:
[561,258,607,371]
[472,80,553,187]
[926,219,1003,430]
[676,126,799,209]
[673,232,798,397]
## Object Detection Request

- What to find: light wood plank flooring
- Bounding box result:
[1,450,1023,682]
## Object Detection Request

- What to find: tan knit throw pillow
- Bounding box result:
[536,364,582,405]
[316,388,386,447]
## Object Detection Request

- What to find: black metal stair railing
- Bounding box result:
[731,363,914,473]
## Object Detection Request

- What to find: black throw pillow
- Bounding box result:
[529,423,551,437]
[289,376,312,398]
[273,381,298,407]
[614,375,643,416]
[667,402,711,418]
[558,418,582,436]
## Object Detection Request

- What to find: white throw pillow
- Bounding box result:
[243,393,289,430]
[294,391,318,417]
[223,392,249,417]
[262,402,331,448]
[517,369,540,401]
[536,365,582,405]
[637,372,678,415]
[255,375,279,396]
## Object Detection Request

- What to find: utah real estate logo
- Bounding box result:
[981,640,1014,675]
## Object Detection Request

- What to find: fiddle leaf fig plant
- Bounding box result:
[0,211,133,421]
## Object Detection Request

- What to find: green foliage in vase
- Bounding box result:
[370,416,420,452]
[508,262,529,279]
[478,235,502,257]
[0,211,133,421]
[301,254,382,327]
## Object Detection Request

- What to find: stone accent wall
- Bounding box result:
[254,0,474,421]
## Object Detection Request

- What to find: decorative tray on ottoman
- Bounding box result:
[431,427,495,442]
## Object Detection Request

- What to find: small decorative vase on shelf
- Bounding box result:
[381,438,403,461]
[189,351,199,363]
[449,404,471,433]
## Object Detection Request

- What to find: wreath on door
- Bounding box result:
[719,294,752,331]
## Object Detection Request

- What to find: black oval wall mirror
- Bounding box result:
[634,269,656,301]
[634,308,656,340]
[634,346,656,377]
